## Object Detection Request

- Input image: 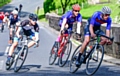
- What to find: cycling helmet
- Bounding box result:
[29,13,34,19]
[33,14,38,21]
[72,4,80,11]
[5,12,9,16]
[15,7,18,11]
[12,10,18,15]
[101,6,111,14]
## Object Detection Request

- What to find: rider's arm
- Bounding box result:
[106,18,112,37]
[89,12,98,34]
[89,24,94,35]
[16,27,21,38]
[61,18,67,31]
[76,14,82,34]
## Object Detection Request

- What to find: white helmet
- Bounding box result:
[12,10,18,15]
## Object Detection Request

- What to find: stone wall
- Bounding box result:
[46,13,120,59]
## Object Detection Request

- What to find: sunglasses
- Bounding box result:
[74,10,79,12]
[104,14,110,16]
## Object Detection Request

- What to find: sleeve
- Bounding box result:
[62,11,71,19]
[106,18,112,30]
[90,12,98,26]
[77,14,82,22]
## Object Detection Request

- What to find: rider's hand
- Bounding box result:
[106,39,112,45]
[91,33,96,38]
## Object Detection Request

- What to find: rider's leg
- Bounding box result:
[6,37,18,65]
[9,27,13,44]
[76,35,90,61]
[8,37,19,56]
[27,36,36,48]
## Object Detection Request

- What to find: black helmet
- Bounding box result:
[29,13,34,19]
[15,7,18,11]
[33,14,38,21]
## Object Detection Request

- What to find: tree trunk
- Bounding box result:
[62,7,66,14]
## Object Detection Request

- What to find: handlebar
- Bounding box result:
[95,30,114,41]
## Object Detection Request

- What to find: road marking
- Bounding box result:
[0,60,4,70]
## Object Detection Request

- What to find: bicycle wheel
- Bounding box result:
[69,44,82,73]
[49,42,59,65]
[58,40,72,67]
[86,45,104,75]
[6,53,15,70]
[14,45,28,72]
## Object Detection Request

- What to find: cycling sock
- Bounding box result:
[56,36,60,42]
[77,53,82,62]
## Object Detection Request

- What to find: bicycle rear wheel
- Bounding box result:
[14,45,28,72]
[86,45,104,75]
[58,40,72,67]
[49,42,59,65]
[69,44,82,73]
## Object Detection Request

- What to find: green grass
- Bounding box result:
[80,1,119,22]
[37,0,120,23]
[0,0,11,7]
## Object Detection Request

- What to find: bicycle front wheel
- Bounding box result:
[69,44,82,73]
[86,45,104,75]
[14,45,28,72]
[58,40,72,67]
[49,42,58,65]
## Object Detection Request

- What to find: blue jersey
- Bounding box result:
[9,14,20,25]
[59,10,82,25]
[89,11,112,30]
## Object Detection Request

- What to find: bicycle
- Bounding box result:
[69,30,114,75]
[6,35,38,72]
[49,29,72,67]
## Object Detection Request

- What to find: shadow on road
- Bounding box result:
[0,52,4,56]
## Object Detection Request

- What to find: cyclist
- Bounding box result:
[0,12,5,31]
[6,13,39,65]
[8,10,20,44]
[3,12,10,28]
[55,4,82,46]
[75,6,113,67]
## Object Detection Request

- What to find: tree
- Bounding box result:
[60,0,71,14]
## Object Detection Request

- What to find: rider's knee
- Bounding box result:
[12,42,18,47]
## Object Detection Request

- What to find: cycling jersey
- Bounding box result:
[89,11,112,30]
[0,13,4,20]
[9,14,20,25]
[0,13,4,23]
[84,11,112,36]
[59,10,82,26]
[20,19,39,36]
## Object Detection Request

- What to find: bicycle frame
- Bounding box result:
[57,32,71,57]
[83,36,100,62]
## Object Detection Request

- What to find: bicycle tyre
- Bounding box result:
[86,45,104,76]
[49,42,59,65]
[6,54,15,70]
[69,44,82,73]
[14,45,28,72]
[58,40,72,67]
